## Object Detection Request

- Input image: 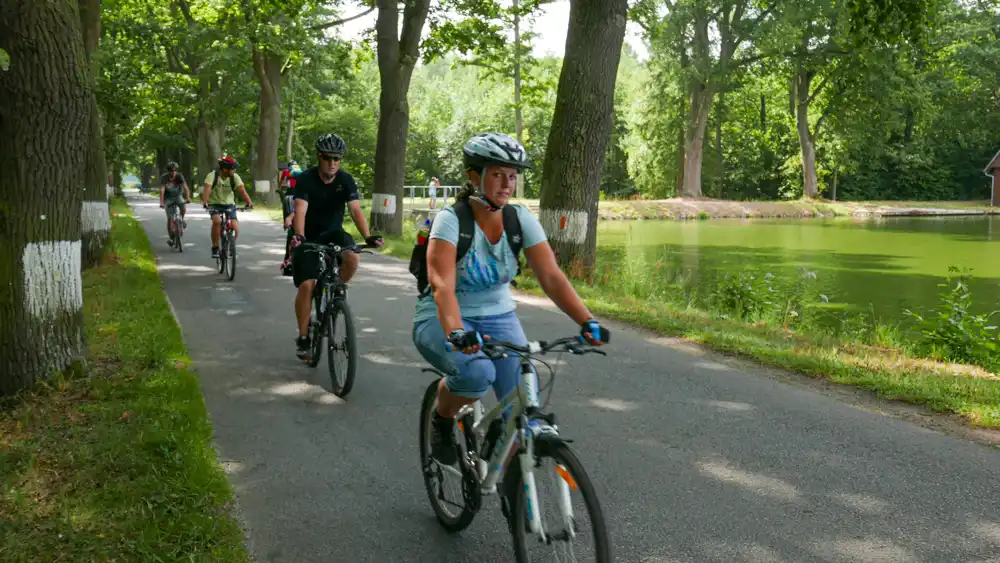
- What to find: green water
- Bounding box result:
[596,215,1000,324]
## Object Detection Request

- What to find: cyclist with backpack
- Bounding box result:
[201,156,253,259]
[410,132,608,466]
[158,161,190,247]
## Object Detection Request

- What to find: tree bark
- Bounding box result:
[513,0,524,199]
[681,82,714,197]
[795,67,819,198]
[371,0,431,235]
[0,0,90,395]
[195,75,224,182]
[252,46,282,204]
[538,0,628,274]
[79,0,110,268]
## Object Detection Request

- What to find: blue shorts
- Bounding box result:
[209,204,237,221]
[413,311,530,400]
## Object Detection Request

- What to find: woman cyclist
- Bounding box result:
[413,132,609,466]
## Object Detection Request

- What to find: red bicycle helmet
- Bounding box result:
[218,156,238,170]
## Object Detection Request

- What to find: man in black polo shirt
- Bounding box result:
[290,133,383,360]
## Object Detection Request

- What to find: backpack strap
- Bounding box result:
[212,170,220,190]
[452,199,475,264]
[501,205,522,259]
[502,205,524,283]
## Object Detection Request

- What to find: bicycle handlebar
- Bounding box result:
[299,241,379,255]
[481,336,607,360]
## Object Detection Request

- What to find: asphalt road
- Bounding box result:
[129,193,1000,563]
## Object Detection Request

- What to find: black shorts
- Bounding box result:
[292,230,356,288]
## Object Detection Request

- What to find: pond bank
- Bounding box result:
[550,198,999,221]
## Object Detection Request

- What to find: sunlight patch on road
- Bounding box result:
[221,460,245,475]
[829,492,889,515]
[693,360,734,372]
[697,399,756,412]
[589,398,639,412]
[362,327,377,333]
[157,263,217,273]
[700,540,788,562]
[697,459,802,502]
[811,537,918,562]
[969,519,1000,546]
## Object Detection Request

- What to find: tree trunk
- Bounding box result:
[513,0,524,199]
[795,68,819,198]
[252,46,282,205]
[113,161,123,196]
[141,162,154,192]
[0,0,90,395]
[285,97,295,160]
[79,0,110,268]
[371,0,431,235]
[195,74,224,183]
[538,0,628,274]
[680,82,714,198]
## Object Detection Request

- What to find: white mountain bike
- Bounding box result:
[418,334,611,562]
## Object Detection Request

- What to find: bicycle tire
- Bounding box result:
[217,236,226,275]
[419,379,478,532]
[174,215,184,252]
[509,442,611,563]
[326,298,357,398]
[227,232,236,281]
[306,290,324,368]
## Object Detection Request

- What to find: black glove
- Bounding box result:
[365,234,384,248]
[580,319,610,344]
[446,329,483,351]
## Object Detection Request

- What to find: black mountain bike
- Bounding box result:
[298,240,376,397]
[167,203,185,252]
[209,205,251,281]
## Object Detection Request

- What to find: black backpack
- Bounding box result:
[212,169,237,193]
[409,199,523,298]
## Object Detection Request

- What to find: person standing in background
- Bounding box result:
[428,176,440,209]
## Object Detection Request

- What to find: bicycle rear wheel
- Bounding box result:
[419,379,478,532]
[227,232,236,281]
[508,442,610,563]
[326,297,357,397]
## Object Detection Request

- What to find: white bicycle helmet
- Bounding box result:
[462,132,530,211]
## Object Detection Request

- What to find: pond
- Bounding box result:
[596,215,1000,325]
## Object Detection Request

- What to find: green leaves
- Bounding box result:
[0,48,8,71]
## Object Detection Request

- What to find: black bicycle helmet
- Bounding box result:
[166,161,179,170]
[316,133,347,155]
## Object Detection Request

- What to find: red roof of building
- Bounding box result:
[986,149,1000,174]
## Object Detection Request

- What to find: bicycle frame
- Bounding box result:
[429,343,573,538]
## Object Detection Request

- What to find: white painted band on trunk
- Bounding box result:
[255,180,271,193]
[81,200,111,234]
[22,240,83,320]
[538,209,588,244]
[372,193,397,214]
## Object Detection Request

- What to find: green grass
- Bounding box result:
[255,206,1000,428]
[0,198,248,562]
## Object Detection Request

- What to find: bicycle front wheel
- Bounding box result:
[226,232,236,281]
[307,291,324,368]
[174,216,184,252]
[326,298,357,398]
[509,442,611,563]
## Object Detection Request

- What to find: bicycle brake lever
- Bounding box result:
[587,349,608,356]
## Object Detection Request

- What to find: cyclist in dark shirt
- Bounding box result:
[289,133,384,360]
[158,162,190,246]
